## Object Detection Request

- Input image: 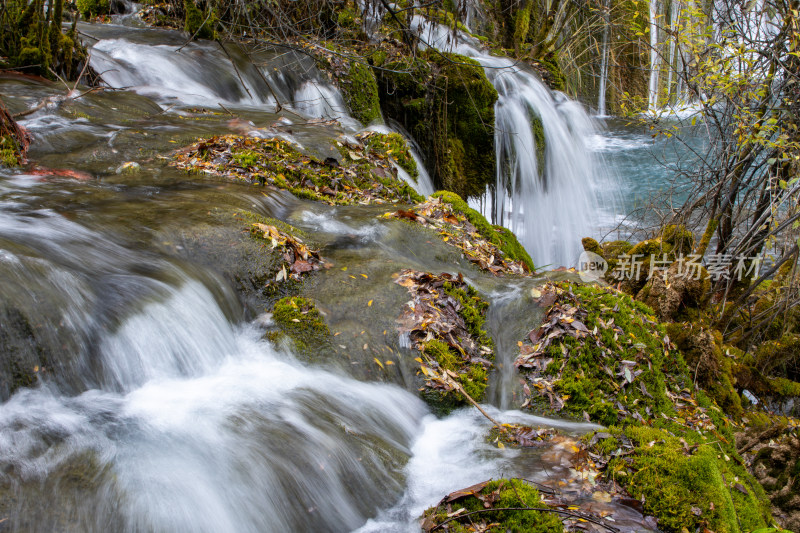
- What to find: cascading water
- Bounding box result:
[412,19,610,267]
[87,28,355,125]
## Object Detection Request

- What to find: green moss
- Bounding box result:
[183,0,216,40]
[522,282,689,424]
[232,149,260,169]
[421,281,493,407]
[361,132,418,180]
[339,61,381,125]
[376,51,497,199]
[426,51,498,198]
[596,425,771,533]
[272,297,332,355]
[76,0,109,19]
[0,136,21,166]
[433,190,535,271]
[581,237,603,256]
[768,376,800,397]
[661,224,695,255]
[535,55,565,92]
[420,479,564,532]
[175,135,423,206]
[513,4,531,53]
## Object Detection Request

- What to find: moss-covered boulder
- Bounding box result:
[172,135,423,205]
[395,270,494,412]
[338,60,381,125]
[271,297,332,355]
[376,51,497,199]
[637,261,711,322]
[666,324,742,418]
[420,479,564,532]
[434,191,534,271]
[590,424,772,532]
[661,224,695,256]
[516,282,687,426]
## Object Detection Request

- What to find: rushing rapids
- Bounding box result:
[0,15,669,533]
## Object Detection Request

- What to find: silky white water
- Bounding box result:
[412,19,611,268]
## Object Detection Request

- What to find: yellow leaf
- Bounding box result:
[33,365,39,372]
[341,266,348,271]
[373,358,383,369]
[360,274,368,279]
[368,300,373,307]
[497,441,505,449]
[385,360,394,365]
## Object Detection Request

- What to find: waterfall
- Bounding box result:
[89,35,353,123]
[597,0,611,116]
[648,0,661,112]
[412,18,608,267]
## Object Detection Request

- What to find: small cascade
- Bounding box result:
[412,18,609,267]
[368,123,435,196]
[89,33,354,123]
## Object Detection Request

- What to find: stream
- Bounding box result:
[0,16,679,533]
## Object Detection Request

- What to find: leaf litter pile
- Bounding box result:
[384,196,530,276]
[394,269,494,405]
[249,222,328,282]
[513,282,711,429]
[172,134,421,206]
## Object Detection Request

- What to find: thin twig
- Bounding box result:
[429,506,620,532]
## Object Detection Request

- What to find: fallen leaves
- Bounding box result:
[384,196,530,276]
[172,134,420,206]
[394,269,493,402]
[250,222,326,281]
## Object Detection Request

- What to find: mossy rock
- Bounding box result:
[434,190,534,271]
[421,280,493,411]
[360,132,418,180]
[581,237,603,256]
[420,479,564,532]
[661,224,695,256]
[271,297,332,356]
[637,261,711,322]
[338,60,381,125]
[518,282,689,426]
[594,425,771,533]
[376,51,497,200]
[666,324,742,418]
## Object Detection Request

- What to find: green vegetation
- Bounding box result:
[173,135,423,206]
[76,0,110,19]
[593,424,771,532]
[271,297,332,354]
[360,132,418,180]
[338,60,381,125]
[422,281,493,407]
[420,479,564,532]
[376,52,497,199]
[434,191,534,271]
[184,0,217,39]
[0,0,86,80]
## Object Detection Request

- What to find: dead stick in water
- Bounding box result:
[440,371,504,429]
